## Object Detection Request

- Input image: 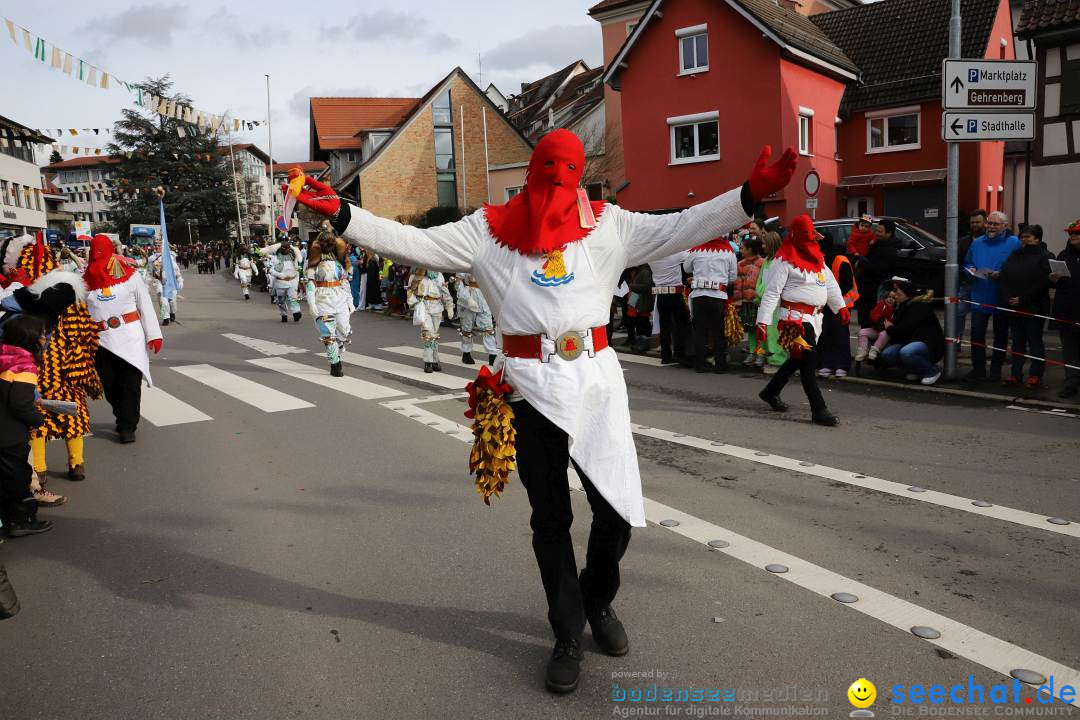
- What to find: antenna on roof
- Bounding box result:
[478,53,483,87]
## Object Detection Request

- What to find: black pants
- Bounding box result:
[0,442,35,527]
[1010,316,1046,379]
[763,323,827,413]
[1061,329,1080,391]
[656,294,689,362]
[96,347,143,434]
[817,309,851,372]
[512,401,632,641]
[691,297,727,370]
[970,312,1009,377]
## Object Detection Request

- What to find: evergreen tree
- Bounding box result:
[48,148,63,165]
[106,76,236,244]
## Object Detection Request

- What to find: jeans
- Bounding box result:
[882,342,939,378]
[1010,316,1046,378]
[955,283,971,345]
[969,312,1009,377]
[511,401,632,641]
[762,323,827,413]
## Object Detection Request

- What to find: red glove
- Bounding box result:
[289,169,341,218]
[147,338,162,354]
[756,323,768,344]
[747,145,799,202]
[6,267,30,288]
[838,307,851,326]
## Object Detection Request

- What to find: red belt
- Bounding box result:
[98,311,140,331]
[502,326,609,361]
[780,300,821,315]
[315,280,342,287]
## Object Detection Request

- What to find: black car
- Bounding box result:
[814,217,946,298]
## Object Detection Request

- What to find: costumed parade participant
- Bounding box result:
[755,215,848,426]
[149,241,183,326]
[289,129,797,695]
[455,273,496,365]
[260,236,303,322]
[648,250,690,365]
[407,269,454,373]
[132,247,150,283]
[682,237,739,373]
[84,235,163,444]
[233,245,260,300]
[303,225,353,377]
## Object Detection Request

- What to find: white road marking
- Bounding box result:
[383,345,488,370]
[171,364,314,413]
[1007,405,1079,420]
[382,397,1080,706]
[140,386,213,426]
[338,350,470,390]
[247,357,406,400]
[222,333,310,356]
[631,424,1078,538]
[441,340,500,352]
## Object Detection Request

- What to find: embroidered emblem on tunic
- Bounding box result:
[815,271,826,287]
[530,249,575,287]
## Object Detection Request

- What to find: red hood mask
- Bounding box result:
[690,238,734,253]
[84,234,134,291]
[775,215,825,273]
[484,129,605,255]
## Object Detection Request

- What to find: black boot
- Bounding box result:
[4,518,53,537]
[432,362,442,372]
[758,389,788,412]
[170,313,176,322]
[461,352,475,365]
[0,563,19,619]
[161,318,170,326]
[488,354,497,365]
[330,362,343,377]
[117,428,136,444]
[280,315,288,323]
[293,312,302,322]
[424,362,433,374]
[588,605,629,657]
[545,637,583,694]
[811,409,840,427]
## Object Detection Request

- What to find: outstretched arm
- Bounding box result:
[291,173,482,274]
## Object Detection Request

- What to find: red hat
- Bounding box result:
[84,234,134,291]
[775,214,825,273]
[1066,219,1080,234]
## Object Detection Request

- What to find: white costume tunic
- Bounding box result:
[649,251,689,289]
[304,253,354,348]
[149,250,183,320]
[408,272,455,364]
[755,258,845,337]
[86,274,163,385]
[234,255,259,295]
[337,186,749,527]
[455,273,497,356]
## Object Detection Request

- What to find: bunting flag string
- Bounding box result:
[2,15,266,131]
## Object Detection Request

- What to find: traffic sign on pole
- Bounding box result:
[941,111,1036,141]
[942,59,1037,110]
[803,170,820,197]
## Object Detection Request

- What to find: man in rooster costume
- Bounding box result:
[288,130,796,694]
[755,215,849,426]
[84,235,163,444]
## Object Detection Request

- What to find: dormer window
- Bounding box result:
[676,24,708,75]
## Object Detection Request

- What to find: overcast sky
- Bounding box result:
[2,0,604,164]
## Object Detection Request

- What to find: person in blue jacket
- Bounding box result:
[963,210,1020,382]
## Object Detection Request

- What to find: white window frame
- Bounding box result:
[626,21,638,36]
[865,105,921,154]
[667,111,720,166]
[505,185,523,201]
[675,24,708,76]
[798,107,814,156]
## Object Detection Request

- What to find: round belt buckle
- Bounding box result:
[555,332,584,361]
[107,316,121,329]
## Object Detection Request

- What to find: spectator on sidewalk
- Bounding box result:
[625,265,655,353]
[755,231,788,375]
[847,214,875,257]
[1050,219,1080,399]
[955,209,987,350]
[999,224,1052,388]
[818,240,858,378]
[855,219,899,329]
[736,236,765,367]
[881,278,944,385]
[963,211,1020,383]
[854,294,895,362]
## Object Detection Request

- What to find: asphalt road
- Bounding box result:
[2,270,1077,720]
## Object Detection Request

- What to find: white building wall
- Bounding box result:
[0,152,47,233]
[1028,162,1080,253]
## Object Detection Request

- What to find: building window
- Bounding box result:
[668,111,720,164]
[505,185,522,200]
[12,184,21,208]
[1062,58,1080,115]
[34,191,41,211]
[0,180,8,206]
[798,108,814,155]
[95,191,102,201]
[676,25,708,75]
[437,174,457,207]
[586,182,604,201]
[433,89,456,207]
[866,106,920,153]
[433,89,452,125]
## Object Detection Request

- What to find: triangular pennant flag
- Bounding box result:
[234,118,240,131]
[78,58,85,80]
[34,37,46,61]
[50,45,60,68]
[62,53,72,74]
[158,98,168,115]
[86,66,97,85]
[69,128,77,135]
[165,100,175,117]
[196,112,205,129]
[5,18,16,42]
[73,147,79,154]
[94,149,102,155]
[210,115,221,132]
[22,28,32,52]
[100,72,109,89]
[184,107,193,123]
[176,125,186,138]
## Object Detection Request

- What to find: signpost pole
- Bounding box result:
[944,0,961,381]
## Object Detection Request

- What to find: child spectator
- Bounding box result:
[736,236,766,367]
[0,314,50,538]
[847,215,875,257]
[855,294,896,362]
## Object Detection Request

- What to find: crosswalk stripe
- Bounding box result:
[382,345,487,371]
[382,396,1080,706]
[171,364,314,413]
[140,385,213,426]
[222,333,310,356]
[247,357,407,399]
[338,350,470,390]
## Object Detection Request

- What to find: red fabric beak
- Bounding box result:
[775,214,825,273]
[484,129,606,255]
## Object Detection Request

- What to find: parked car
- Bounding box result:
[814,216,946,298]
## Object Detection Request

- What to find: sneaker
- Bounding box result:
[742,354,756,367]
[545,638,583,694]
[921,370,942,386]
[817,368,833,378]
[588,605,629,657]
[762,364,780,375]
[4,519,53,537]
[33,488,66,507]
[1003,375,1021,386]
[867,347,880,361]
[834,369,848,378]
[754,355,765,368]
[1025,376,1043,389]
[854,348,868,362]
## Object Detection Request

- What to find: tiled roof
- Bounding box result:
[588,0,648,15]
[733,0,857,73]
[812,0,1001,113]
[551,68,606,114]
[220,143,270,163]
[42,155,122,170]
[310,97,420,151]
[508,61,588,129]
[1016,0,1080,36]
[271,161,328,175]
